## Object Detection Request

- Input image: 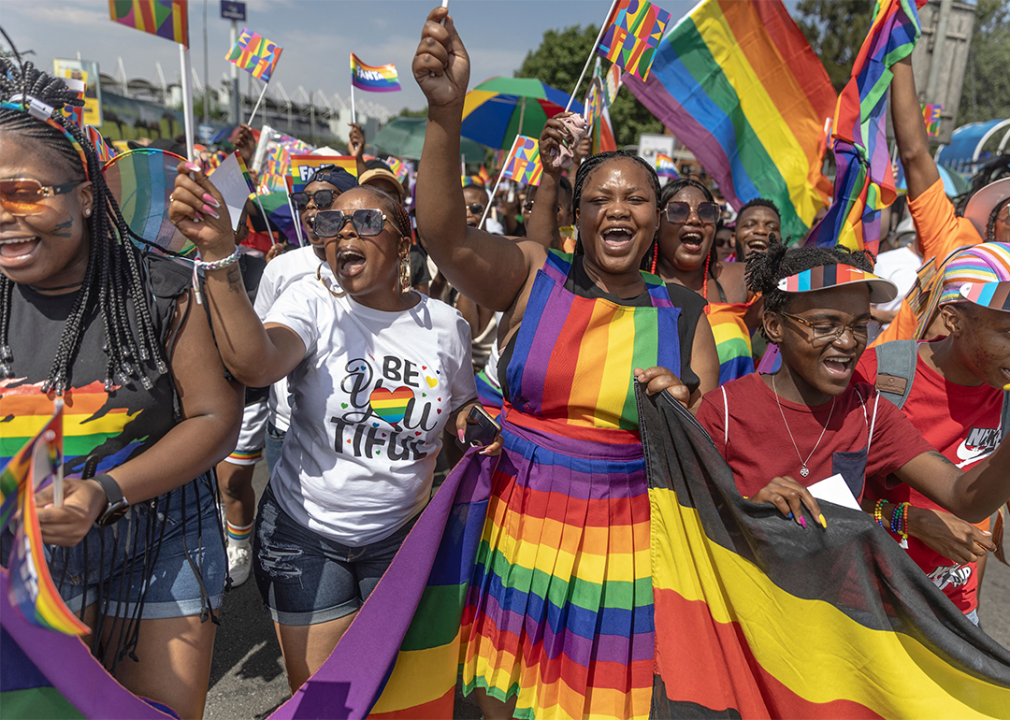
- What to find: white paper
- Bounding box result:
[208,152,249,231]
[807,473,861,511]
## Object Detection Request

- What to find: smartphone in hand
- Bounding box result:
[457,405,501,449]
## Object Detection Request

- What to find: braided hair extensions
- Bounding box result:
[985,197,1010,243]
[0,59,165,395]
[746,238,875,339]
[571,151,661,255]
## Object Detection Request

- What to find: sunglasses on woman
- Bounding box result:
[1,178,82,216]
[466,203,486,215]
[665,201,720,225]
[292,189,338,211]
[312,209,398,239]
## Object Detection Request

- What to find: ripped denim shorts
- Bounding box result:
[253,484,416,626]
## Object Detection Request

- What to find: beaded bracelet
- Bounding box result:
[898,502,910,548]
[191,249,240,305]
[873,499,887,530]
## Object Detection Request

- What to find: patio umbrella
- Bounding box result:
[461,77,585,150]
[371,117,487,163]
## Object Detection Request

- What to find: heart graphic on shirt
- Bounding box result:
[426,377,438,388]
[415,431,421,436]
[422,366,427,370]
[369,386,413,425]
[341,403,348,409]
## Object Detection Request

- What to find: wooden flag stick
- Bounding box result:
[565,0,619,112]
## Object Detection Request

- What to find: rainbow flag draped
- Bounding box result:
[264,389,1010,719]
[624,0,837,243]
[350,54,401,93]
[656,152,679,179]
[108,0,189,47]
[596,0,671,82]
[502,135,543,186]
[805,0,921,254]
[226,27,283,82]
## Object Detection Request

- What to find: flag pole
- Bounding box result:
[351,84,357,125]
[479,135,521,229]
[247,79,270,126]
[179,44,196,160]
[565,0,619,112]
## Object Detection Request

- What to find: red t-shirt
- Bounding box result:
[854,345,1001,612]
[695,373,933,501]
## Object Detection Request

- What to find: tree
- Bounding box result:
[398,106,427,118]
[515,25,663,148]
[795,0,874,92]
[958,0,1010,125]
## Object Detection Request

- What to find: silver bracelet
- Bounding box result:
[191,249,240,305]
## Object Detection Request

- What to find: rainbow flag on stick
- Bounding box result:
[624,0,837,243]
[350,54,401,93]
[596,0,671,82]
[656,152,679,179]
[108,0,189,46]
[804,0,921,254]
[385,157,411,183]
[289,154,358,193]
[226,27,283,82]
[501,135,543,187]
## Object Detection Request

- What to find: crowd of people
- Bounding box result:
[2,5,1010,719]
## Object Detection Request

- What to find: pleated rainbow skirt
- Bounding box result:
[460,422,655,720]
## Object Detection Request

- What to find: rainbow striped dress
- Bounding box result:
[460,251,680,719]
[706,299,756,385]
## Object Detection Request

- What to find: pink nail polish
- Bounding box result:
[193,212,203,223]
[202,193,221,208]
[184,162,201,172]
[457,429,466,443]
[202,204,220,219]
[798,516,807,529]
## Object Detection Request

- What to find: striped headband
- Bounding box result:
[1,97,90,179]
[777,264,897,304]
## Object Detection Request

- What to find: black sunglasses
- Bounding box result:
[665,201,720,225]
[466,203,485,215]
[293,189,339,211]
[312,209,397,239]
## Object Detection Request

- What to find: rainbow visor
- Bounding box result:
[959,281,1010,311]
[777,264,898,304]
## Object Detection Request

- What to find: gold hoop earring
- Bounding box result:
[317,262,344,298]
[398,253,412,294]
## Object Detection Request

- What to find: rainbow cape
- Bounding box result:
[226,27,283,82]
[350,54,401,93]
[264,389,1010,718]
[624,0,836,243]
[805,0,921,254]
[108,0,189,47]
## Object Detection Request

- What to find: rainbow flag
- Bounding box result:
[596,0,671,81]
[624,0,837,243]
[385,156,410,183]
[604,61,622,105]
[289,154,358,193]
[501,136,542,187]
[108,0,189,47]
[707,301,755,384]
[584,78,604,124]
[350,53,401,93]
[591,59,618,154]
[806,0,921,254]
[226,27,283,82]
[86,126,116,165]
[656,152,679,179]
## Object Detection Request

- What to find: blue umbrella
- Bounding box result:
[461,77,584,150]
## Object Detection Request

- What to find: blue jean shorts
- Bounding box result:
[34,475,225,620]
[253,485,416,626]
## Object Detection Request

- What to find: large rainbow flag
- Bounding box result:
[623,0,836,243]
[108,0,189,47]
[804,0,920,254]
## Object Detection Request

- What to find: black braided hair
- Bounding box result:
[0,59,164,395]
[954,154,1010,216]
[746,237,875,340]
[737,197,781,222]
[571,151,661,255]
[985,196,1010,243]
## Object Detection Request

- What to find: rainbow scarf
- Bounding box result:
[623,0,837,242]
[805,0,923,253]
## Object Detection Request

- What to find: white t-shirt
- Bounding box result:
[265,284,476,545]
[254,246,331,431]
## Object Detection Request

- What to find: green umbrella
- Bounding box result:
[371,117,487,163]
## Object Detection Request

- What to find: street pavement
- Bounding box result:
[204,460,1010,719]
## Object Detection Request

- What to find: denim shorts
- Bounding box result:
[265,421,286,477]
[253,485,416,626]
[21,476,226,620]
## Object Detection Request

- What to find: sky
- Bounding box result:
[2,0,709,114]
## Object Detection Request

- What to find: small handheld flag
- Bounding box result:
[597,0,671,82]
[350,54,401,93]
[655,153,679,179]
[290,155,358,193]
[108,0,189,47]
[226,27,283,82]
[502,136,543,187]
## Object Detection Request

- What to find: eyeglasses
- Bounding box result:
[312,209,397,239]
[665,201,719,225]
[293,189,339,211]
[1,178,82,216]
[466,203,485,215]
[715,237,734,248]
[779,311,870,346]
[522,200,535,211]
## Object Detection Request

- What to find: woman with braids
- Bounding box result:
[0,61,242,718]
[653,178,760,384]
[694,240,1010,572]
[166,170,492,694]
[409,9,715,718]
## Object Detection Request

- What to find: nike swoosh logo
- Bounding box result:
[956,439,993,469]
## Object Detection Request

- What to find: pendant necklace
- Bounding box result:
[772,373,835,478]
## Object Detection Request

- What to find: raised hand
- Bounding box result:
[168,161,235,261]
[233,124,256,165]
[348,123,366,159]
[413,6,470,109]
[539,114,576,177]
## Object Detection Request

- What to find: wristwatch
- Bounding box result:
[91,474,129,526]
